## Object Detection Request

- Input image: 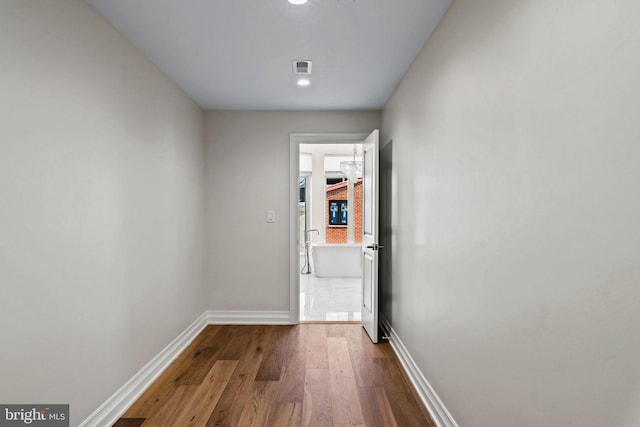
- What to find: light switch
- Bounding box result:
[266,210,276,223]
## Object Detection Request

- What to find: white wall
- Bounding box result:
[0,1,206,425]
[205,111,379,311]
[382,0,640,426]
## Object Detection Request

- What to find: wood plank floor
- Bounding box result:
[114,324,435,427]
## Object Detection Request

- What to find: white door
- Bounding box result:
[361,130,380,343]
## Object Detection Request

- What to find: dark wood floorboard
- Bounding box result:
[113,419,145,427]
[115,324,436,427]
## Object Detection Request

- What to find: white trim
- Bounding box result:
[289,132,371,325]
[205,310,291,324]
[380,315,459,427]
[79,312,209,427]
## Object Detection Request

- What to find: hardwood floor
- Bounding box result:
[114,324,435,427]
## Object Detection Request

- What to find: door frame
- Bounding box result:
[289,132,370,324]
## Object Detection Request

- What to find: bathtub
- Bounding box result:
[312,243,362,278]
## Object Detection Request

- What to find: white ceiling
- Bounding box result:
[88,0,451,110]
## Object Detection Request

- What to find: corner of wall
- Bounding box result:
[380,315,458,427]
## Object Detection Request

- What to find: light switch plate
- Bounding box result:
[266,210,276,223]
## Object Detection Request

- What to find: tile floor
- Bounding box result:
[300,273,361,321]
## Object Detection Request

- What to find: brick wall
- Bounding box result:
[326,179,362,243]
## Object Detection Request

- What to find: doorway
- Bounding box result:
[289,133,369,324]
[299,142,363,321]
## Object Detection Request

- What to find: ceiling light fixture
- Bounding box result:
[340,145,362,181]
[297,78,311,87]
[288,0,308,5]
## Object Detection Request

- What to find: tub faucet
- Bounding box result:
[301,229,320,275]
[305,229,319,242]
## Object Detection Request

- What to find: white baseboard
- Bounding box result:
[205,310,291,324]
[79,311,209,427]
[80,310,291,426]
[380,315,458,427]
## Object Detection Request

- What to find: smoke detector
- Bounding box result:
[292,60,312,75]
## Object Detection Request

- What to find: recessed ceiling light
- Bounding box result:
[288,0,307,5]
[297,78,311,87]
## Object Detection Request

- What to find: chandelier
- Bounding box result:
[339,145,362,181]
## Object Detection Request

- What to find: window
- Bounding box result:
[329,200,348,226]
[326,177,346,186]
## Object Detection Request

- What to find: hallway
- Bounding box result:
[114,323,435,427]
